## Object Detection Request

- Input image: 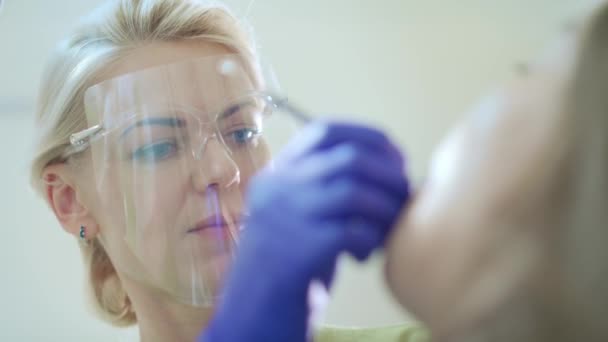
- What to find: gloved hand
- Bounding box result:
[200,122,410,342]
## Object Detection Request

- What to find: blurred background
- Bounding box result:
[0,0,597,340]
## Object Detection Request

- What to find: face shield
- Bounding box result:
[69,54,309,307]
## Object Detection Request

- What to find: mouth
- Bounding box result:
[186,216,242,234]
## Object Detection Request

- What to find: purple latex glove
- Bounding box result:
[201,122,410,342]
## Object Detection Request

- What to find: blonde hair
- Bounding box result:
[30,0,256,327]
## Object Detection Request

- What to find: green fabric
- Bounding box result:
[315,324,429,342]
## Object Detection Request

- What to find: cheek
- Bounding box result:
[100,165,185,275]
[397,90,556,326]
[421,86,559,231]
[124,163,186,229]
[236,141,272,185]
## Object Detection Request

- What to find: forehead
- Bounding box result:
[85,42,257,128]
[102,40,234,81]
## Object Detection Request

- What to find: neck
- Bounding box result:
[122,279,215,342]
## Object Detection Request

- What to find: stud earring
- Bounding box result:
[79,225,87,243]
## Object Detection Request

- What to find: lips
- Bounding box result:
[186,216,241,234]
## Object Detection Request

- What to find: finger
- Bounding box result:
[288,145,409,199]
[292,180,404,228]
[276,121,403,165]
[343,219,384,261]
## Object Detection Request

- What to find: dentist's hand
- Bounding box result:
[201,122,410,342]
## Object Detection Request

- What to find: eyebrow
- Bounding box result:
[218,97,262,121]
[218,103,244,121]
[120,117,186,139]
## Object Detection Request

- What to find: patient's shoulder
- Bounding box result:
[315,323,429,342]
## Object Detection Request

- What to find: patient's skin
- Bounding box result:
[385,4,608,341]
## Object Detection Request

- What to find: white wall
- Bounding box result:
[0,0,595,341]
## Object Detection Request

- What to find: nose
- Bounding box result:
[190,134,240,191]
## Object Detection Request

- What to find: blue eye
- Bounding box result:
[228,128,260,146]
[131,140,178,162]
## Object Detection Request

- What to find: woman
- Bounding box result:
[30,0,419,341]
[386,2,608,341]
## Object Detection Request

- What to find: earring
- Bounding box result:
[79,225,87,241]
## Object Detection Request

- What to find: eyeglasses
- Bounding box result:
[63,92,311,160]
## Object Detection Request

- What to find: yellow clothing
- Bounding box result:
[315,324,429,342]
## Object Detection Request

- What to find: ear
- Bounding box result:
[42,163,99,241]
